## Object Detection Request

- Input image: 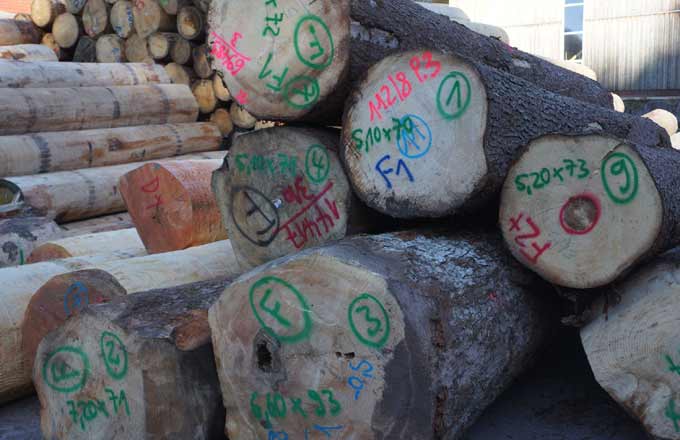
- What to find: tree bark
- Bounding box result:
[0,44,58,61]
[0,216,63,267]
[0,151,224,222]
[119,159,226,254]
[0,19,43,45]
[0,84,198,135]
[34,277,230,440]
[58,212,134,237]
[499,135,680,289]
[27,227,144,263]
[581,248,680,440]
[208,230,551,440]
[340,49,670,219]
[0,122,220,177]
[208,0,614,122]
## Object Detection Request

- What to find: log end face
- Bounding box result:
[208,252,408,439]
[26,243,71,263]
[341,50,488,219]
[500,135,663,288]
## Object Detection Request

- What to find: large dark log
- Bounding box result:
[340,50,669,219]
[208,230,552,439]
[34,277,231,439]
[208,0,614,122]
[499,135,680,288]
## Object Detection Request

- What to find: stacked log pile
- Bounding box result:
[0,17,58,61]
[1,2,680,440]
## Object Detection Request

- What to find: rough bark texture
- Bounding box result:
[34,277,232,440]
[0,216,63,267]
[209,230,552,440]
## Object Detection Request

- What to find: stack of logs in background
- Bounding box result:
[0,1,680,440]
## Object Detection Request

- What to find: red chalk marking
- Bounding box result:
[211,31,251,77]
[508,214,552,265]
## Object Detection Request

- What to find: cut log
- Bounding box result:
[0,60,170,88]
[612,93,625,112]
[119,159,226,253]
[212,73,231,101]
[64,0,87,14]
[39,33,63,60]
[109,0,134,38]
[643,109,678,137]
[72,35,96,62]
[0,239,238,403]
[340,50,670,219]
[210,108,233,137]
[212,126,356,270]
[50,12,79,48]
[208,230,551,439]
[123,33,152,63]
[27,227,144,263]
[191,43,211,78]
[0,216,63,267]
[14,13,34,22]
[132,0,175,38]
[191,0,208,14]
[31,0,66,29]
[82,0,110,37]
[0,151,225,222]
[59,213,133,237]
[499,134,680,289]
[95,34,125,62]
[0,84,198,135]
[170,35,191,64]
[164,61,194,85]
[207,0,614,122]
[0,122,221,177]
[229,101,256,129]
[0,19,43,45]
[0,44,58,61]
[34,277,229,439]
[177,5,203,40]
[148,32,183,61]
[581,248,680,440]
[191,78,216,113]
[159,0,189,15]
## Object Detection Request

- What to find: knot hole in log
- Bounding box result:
[253,330,282,376]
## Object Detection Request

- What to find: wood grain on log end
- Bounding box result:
[120,160,226,254]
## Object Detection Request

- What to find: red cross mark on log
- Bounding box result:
[508,213,552,265]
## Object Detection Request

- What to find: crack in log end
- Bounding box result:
[252,331,282,376]
[335,351,356,359]
[434,388,448,438]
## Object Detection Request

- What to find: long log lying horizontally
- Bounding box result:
[59,213,134,237]
[0,216,63,267]
[0,84,198,135]
[340,50,668,219]
[27,227,145,263]
[212,126,356,270]
[208,0,614,122]
[0,19,43,45]
[0,122,222,177]
[0,151,225,223]
[0,44,58,61]
[499,135,680,288]
[120,159,226,254]
[209,230,551,439]
[34,277,229,439]
[0,60,169,88]
[581,248,680,440]
[0,239,238,403]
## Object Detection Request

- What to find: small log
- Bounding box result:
[119,159,226,253]
[170,35,191,64]
[123,33,152,63]
[0,122,221,177]
[208,230,551,439]
[50,12,79,48]
[229,101,256,129]
[159,0,189,15]
[82,0,111,37]
[148,32,183,61]
[14,13,35,22]
[0,84,198,135]
[499,134,680,288]
[212,73,231,101]
[212,126,355,269]
[191,0,208,13]
[132,0,175,38]
[31,0,66,29]
[581,248,680,440]
[164,61,194,85]
[0,60,170,88]
[191,78,216,113]
[0,151,224,222]
[177,5,203,40]
[0,216,63,267]
[0,19,43,45]
[64,0,87,14]
[27,227,145,263]
[109,0,134,38]
[210,108,233,137]
[0,44,58,61]
[208,0,614,122]
[34,277,229,439]
[95,34,125,62]
[72,35,96,62]
[39,33,63,60]
[643,109,678,137]
[59,213,133,237]
[340,50,669,219]
[191,43,211,79]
